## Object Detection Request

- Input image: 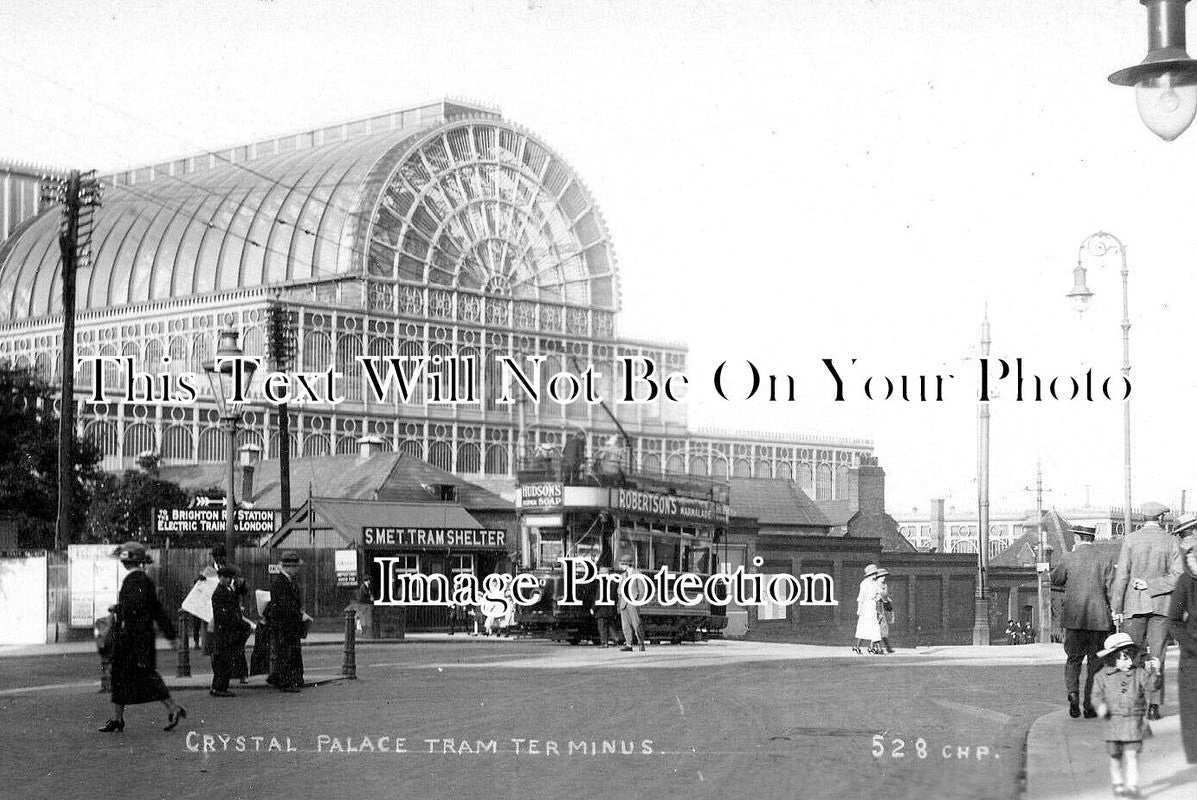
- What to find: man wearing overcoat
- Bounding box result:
[1111,501,1184,719]
[1051,523,1114,718]
[266,551,306,692]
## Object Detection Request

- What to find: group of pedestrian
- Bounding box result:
[852,563,894,655]
[1004,620,1036,645]
[99,544,310,733]
[1049,501,1197,798]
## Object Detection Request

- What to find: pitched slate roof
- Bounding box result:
[991,509,1074,567]
[727,478,831,530]
[846,510,917,553]
[268,498,489,548]
[159,452,511,512]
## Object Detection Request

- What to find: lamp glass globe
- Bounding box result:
[1135,71,1197,141]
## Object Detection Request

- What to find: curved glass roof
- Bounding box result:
[0,117,619,322]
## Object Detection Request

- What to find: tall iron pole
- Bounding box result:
[41,170,101,550]
[1119,246,1133,538]
[972,307,991,645]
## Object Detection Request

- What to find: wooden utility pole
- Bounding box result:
[41,170,101,550]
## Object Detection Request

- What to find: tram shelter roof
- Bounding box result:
[268,497,490,549]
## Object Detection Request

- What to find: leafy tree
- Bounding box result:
[84,458,190,542]
[0,364,103,549]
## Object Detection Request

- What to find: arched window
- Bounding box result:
[457,442,481,473]
[733,459,751,478]
[689,456,709,476]
[302,434,331,457]
[198,427,226,461]
[816,464,833,501]
[485,444,509,475]
[337,334,364,402]
[665,454,685,475]
[122,423,156,458]
[303,330,332,373]
[399,439,423,459]
[776,462,792,480]
[755,460,772,478]
[429,441,453,472]
[162,426,193,461]
[834,465,851,500]
[641,453,660,473]
[83,420,119,458]
[796,463,813,493]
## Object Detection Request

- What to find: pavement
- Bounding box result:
[1026,657,1197,800]
[0,630,521,658]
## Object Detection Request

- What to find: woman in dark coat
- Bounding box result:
[1168,520,1197,764]
[100,542,186,733]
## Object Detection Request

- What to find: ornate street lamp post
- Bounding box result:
[204,325,257,558]
[1068,232,1133,540]
[973,309,992,646]
[1109,0,1197,141]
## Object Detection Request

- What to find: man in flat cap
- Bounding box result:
[1111,501,1184,719]
[1051,524,1114,718]
[210,565,250,698]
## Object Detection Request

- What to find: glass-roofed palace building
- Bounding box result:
[0,100,871,496]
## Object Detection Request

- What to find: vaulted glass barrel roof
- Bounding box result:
[0,109,619,322]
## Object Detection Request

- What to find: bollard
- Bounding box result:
[176,610,191,678]
[99,658,111,694]
[342,608,357,679]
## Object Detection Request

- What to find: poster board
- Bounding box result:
[68,545,123,628]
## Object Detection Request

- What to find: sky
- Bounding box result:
[1,0,1195,517]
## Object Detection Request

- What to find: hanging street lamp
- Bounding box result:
[1110,0,1197,141]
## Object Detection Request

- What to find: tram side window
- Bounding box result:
[537,528,565,570]
[653,536,679,572]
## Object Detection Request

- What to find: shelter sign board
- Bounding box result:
[335,549,358,587]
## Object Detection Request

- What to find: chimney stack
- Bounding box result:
[856,455,885,514]
[931,498,946,553]
[357,435,385,462]
[238,444,262,505]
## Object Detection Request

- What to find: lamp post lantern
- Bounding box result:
[1069,232,1133,541]
[203,325,257,558]
[1110,0,1197,141]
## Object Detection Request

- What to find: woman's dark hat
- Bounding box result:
[216,565,240,578]
[278,551,304,566]
[112,541,151,564]
[1069,524,1097,539]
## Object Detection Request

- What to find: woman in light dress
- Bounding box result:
[853,564,882,654]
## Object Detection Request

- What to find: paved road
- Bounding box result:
[1,640,1063,800]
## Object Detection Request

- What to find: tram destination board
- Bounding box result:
[153,507,281,537]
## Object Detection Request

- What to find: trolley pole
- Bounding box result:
[1035,460,1051,644]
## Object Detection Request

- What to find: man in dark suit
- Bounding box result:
[267,551,306,693]
[210,565,250,697]
[1051,523,1114,718]
[1111,501,1185,719]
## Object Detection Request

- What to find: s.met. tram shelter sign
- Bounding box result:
[363,527,508,550]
